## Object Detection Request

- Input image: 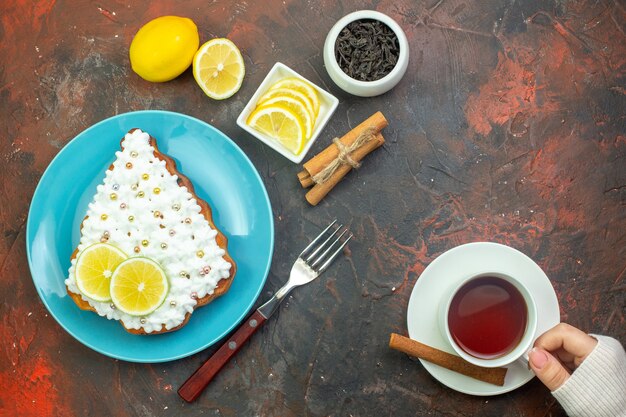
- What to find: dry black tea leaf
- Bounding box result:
[334,19,400,82]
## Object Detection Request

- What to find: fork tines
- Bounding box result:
[300,220,353,274]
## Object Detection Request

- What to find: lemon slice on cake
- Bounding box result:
[247,104,306,155]
[75,243,127,302]
[110,258,169,316]
[193,38,245,100]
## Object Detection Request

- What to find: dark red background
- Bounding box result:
[1,0,624,416]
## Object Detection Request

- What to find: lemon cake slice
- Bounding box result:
[65,128,236,334]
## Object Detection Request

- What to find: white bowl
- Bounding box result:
[323,10,409,97]
[236,62,339,163]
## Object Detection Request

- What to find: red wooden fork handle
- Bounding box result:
[178,310,267,402]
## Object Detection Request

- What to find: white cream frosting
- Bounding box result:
[65,129,232,333]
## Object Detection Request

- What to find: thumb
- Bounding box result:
[529,347,570,391]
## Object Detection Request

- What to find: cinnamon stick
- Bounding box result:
[298,111,388,188]
[389,333,508,386]
[297,170,314,188]
[305,133,385,206]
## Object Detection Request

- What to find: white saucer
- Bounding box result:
[406,242,560,396]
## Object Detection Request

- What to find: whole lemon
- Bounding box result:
[129,16,199,82]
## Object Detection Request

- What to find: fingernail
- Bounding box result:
[529,347,549,369]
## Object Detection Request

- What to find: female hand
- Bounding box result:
[529,323,598,391]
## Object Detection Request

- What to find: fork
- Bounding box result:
[178,220,353,402]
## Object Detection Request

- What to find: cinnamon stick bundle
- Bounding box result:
[298,112,388,205]
[389,333,508,386]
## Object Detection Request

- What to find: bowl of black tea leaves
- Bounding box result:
[324,10,409,97]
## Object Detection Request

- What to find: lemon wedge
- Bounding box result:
[75,243,127,302]
[270,77,320,116]
[110,258,169,316]
[247,104,306,155]
[193,38,245,100]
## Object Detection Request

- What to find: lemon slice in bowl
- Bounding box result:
[75,243,127,302]
[269,77,320,116]
[247,104,306,155]
[257,87,316,121]
[258,96,314,139]
[110,257,169,316]
[193,38,245,100]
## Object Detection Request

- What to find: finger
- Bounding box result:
[533,323,597,364]
[550,348,577,371]
[529,347,571,391]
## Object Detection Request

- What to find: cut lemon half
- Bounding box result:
[110,257,169,316]
[269,77,320,116]
[257,87,315,121]
[193,38,245,100]
[247,104,306,155]
[75,243,127,302]
[258,96,314,139]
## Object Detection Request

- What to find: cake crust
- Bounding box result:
[66,128,236,334]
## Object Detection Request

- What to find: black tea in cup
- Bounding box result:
[447,276,528,359]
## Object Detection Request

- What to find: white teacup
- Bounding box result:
[439,272,538,368]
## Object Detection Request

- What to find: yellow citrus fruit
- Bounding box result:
[129,16,199,82]
[193,38,245,100]
[75,243,127,302]
[257,87,315,122]
[110,258,169,316]
[247,104,306,155]
[269,77,320,116]
[258,96,314,139]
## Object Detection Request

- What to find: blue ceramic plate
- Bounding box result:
[26,110,274,363]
